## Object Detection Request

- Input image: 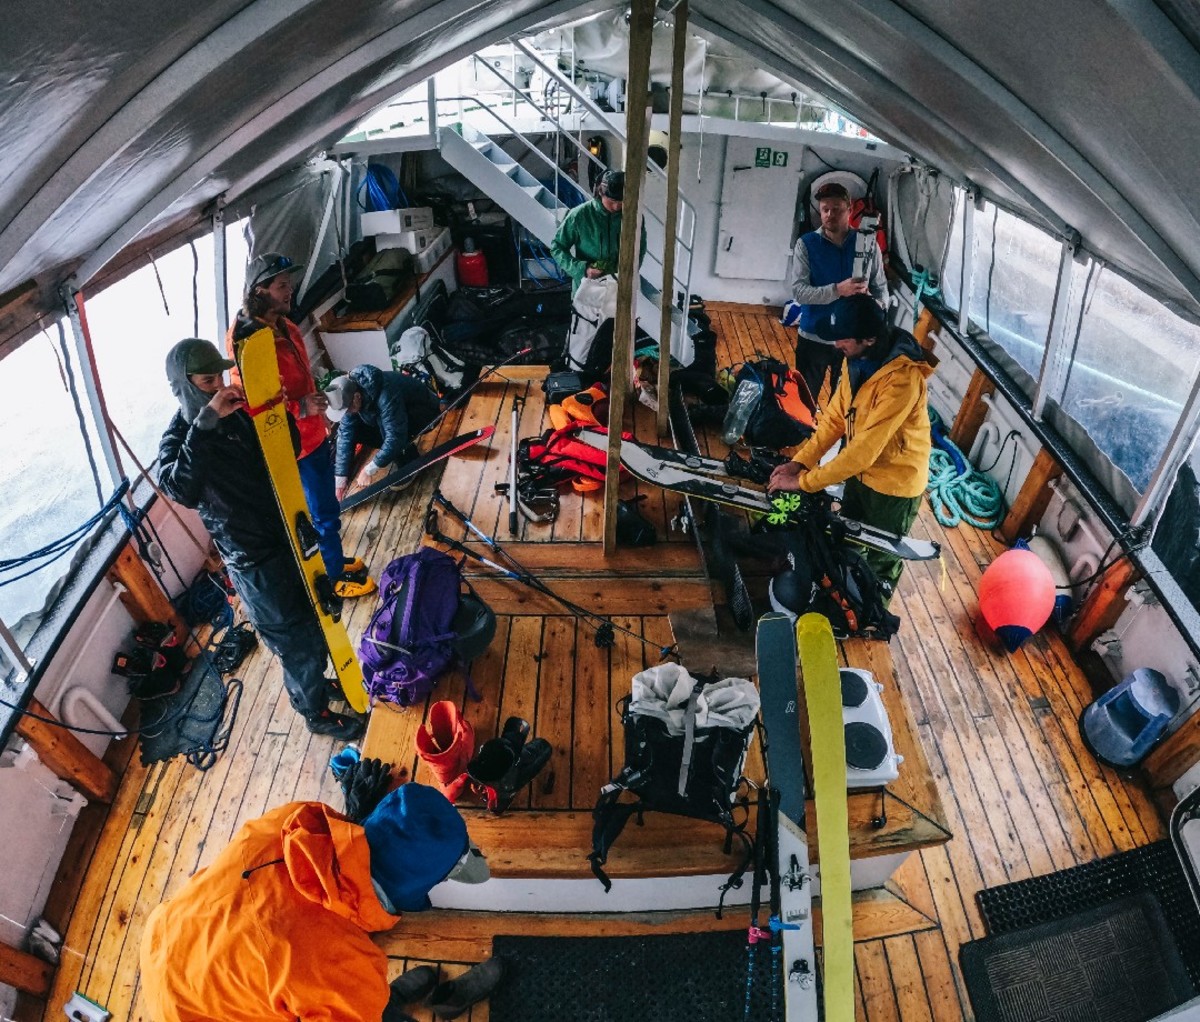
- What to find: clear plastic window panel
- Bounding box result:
[941,189,965,313]
[88,225,250,469]
[1057,266,1200,493]
[0,332,113,640]
[966,204,1060,382]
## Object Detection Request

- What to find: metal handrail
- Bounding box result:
[472,52,694,305]
[512,39,698,253]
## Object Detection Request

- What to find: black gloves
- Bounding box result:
[341,756,394,823]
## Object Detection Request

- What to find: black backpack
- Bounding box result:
[589,674,757,896]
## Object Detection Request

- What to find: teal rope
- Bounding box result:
[926,408,1005,529]
[911,266,941,319]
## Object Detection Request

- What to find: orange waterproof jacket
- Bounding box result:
[140,802,400,1022]
[790,331,936,498]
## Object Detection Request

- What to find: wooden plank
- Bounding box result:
[532,616,576,809]
[571,618,613,809]
[455,541,702,574]
[603,0,655,554]
[107,544,187,646]
[0,942,52,998]
[1145,709,1200,793]
[493,616,545,809]
[1065,557,1141,652]
[854,941,901,1022]
[15,699,117,803]
[884,935,934,1022]
[912,927,969,1022]
[461,576,714,616]
[911,307,938,350]
[999,447,1062,543]
[811,886,938,945]
[947,367,995,453]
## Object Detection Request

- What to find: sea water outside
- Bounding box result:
[0,226,250,642]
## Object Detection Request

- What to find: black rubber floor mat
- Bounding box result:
[138,662,241,769]
[961,891,1193,1022]
[489,929,784,1022]
[978,840,1200,989]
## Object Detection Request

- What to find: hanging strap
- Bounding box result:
[677,679,706,797]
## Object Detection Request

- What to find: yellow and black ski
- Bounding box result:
[237,327,368,713]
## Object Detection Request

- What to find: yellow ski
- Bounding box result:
[796,613,853,1022]
[236,327,368,713]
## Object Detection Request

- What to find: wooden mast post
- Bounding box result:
[656,1,688,437]
[603,0,656,554]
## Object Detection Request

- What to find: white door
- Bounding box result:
[715,138,805,280]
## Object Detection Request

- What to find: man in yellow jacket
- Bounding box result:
[139,783,495,1021]
[769,294,935,594]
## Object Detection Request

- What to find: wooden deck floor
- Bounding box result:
[38,302,1165,1022]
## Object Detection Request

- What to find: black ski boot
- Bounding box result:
[467,724,551,813]
[304,708,365,742]
[427,956,505,1019]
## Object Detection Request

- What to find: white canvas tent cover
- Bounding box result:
[2,0,1200,354]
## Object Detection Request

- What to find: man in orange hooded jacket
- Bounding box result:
[140,783,489,1021]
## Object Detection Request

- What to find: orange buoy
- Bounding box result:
[978,548,1056,652]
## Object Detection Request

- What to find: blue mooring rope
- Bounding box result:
[926,407,1006,529]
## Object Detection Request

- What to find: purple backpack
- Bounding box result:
[359,548,462,706]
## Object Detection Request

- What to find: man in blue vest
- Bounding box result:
[790,181,889,404]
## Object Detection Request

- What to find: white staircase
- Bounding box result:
[436,44,697,363]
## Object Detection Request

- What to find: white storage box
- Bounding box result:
[376,227,433,254]
[361,206,435,235]
[414,226,452,273]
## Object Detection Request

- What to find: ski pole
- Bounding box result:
[427,491,676,657]
[745,784,771,1022]
[508,395,523,535]
[416,347,533,442]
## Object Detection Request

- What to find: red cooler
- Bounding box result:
[456,237,489,287]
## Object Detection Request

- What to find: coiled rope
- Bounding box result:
[925,408,1006,529]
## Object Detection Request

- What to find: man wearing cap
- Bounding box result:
[158,338,364,741]
[790,182,889,404]
[550,170,647,294]
[140,781,503,1022]
[228,253,375,599]
[768,295,935,595]
[327,364,441,502]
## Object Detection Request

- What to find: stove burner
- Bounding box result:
[840,670,868,708]
[845,721,888,771]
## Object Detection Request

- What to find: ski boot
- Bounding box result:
[304,707,365,742]
[111,646,183,700]
[333,564,377,599]
[416,701,475,801]
[467,717,551,814]
[427,956,506,1020]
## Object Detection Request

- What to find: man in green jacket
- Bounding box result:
[551,171,647,293]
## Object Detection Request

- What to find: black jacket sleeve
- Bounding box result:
[156,413,209,509]
[371,377,412,470]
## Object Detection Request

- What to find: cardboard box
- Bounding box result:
[361,206,435,235]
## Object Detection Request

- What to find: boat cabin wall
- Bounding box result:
[357,129,902,308]
[916,305,1200,736]
[0,499,210,981]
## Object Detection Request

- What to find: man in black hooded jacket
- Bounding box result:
[158,338,363,741]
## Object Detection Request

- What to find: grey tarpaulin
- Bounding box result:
[4,0,1200,357]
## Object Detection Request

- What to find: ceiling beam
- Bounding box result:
[0,0,325,276]
[219,0,615,207]
[686,12,943,173]
[72,0,505,287]
[701,0,1071,235]
[829,0,1200,312]
[73,0,606,289]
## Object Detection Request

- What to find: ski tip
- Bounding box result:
[796,613,837,644]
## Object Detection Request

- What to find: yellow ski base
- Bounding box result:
[237,327,368,713]
[796,613,853,1022]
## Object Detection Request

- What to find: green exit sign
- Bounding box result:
[755,146,772,168]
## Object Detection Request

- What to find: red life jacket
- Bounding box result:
[521,424,631,485]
